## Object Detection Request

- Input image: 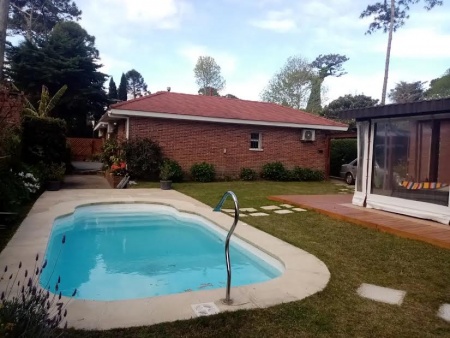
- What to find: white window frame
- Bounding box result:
[249,132,263,151]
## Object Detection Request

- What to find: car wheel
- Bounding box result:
[345,173,354,185]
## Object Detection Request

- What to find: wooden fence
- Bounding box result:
[68,138,103,161]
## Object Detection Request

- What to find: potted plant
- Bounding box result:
[46,163,66,191]
[159,160,175,190]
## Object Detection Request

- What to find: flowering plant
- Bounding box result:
[110,162,127,176]
[17,171,40,194]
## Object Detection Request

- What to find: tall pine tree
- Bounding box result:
[118,73,127,101]
[108,77,118,100]
[7,21,108,136]
[125,69,147,99]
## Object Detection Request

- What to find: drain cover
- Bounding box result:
[191,302,220,317]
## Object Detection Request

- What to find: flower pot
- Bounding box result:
[47,180,61,191]
[160,180,172,190]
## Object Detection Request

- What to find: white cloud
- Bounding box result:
[226,74,272,101]
[99,54,133,76]
[250,10,297,32]
[374,28,450,59]
[324,73,385,104]
[80,0,192,30]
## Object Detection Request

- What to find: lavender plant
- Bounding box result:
[0,235,76,337]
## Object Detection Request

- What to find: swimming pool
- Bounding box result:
[40,203,284,301]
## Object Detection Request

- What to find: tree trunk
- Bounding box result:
[0,0,9,80]
[306,76,324,114]
[381,0,395,105]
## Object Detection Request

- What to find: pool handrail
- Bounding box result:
[213,190,239,304]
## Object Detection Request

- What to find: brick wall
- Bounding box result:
[0,87,23,128]
[68,138,104,161]
[129,117,329,178]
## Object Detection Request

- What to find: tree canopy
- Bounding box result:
[118,73,127,101]
[261,56,313,110]
[388,81,426,103]
[306,53,349,114]
[125,69,147,99]
[194,56,225,95]
[425,69,450,99]
[7,21,108,136]
[198,86,219,96]
[321,94,379,130]
[108,77,118,101]
[8,0,82,41]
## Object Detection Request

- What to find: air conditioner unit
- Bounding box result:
[301,129,315,142]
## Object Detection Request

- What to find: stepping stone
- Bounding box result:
[339,189,349,191]
[191,302,220,317]
[261,205,281,210]
[240,208,258,212]
[438,304,450,322]
[293,208,306,212]
[356,283,406,305]
[274,210,293,214]
[279,204,294,208]
[221,209,235,213]
[239,214,248,217]
[249,212,269,217]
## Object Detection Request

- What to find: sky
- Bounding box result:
[75,0,450,105]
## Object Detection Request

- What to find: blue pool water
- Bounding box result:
[40,204,283,300]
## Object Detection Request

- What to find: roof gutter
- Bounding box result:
[109,109,348,131]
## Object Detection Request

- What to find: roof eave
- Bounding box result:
[110,109,348,131]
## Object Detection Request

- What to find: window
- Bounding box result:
[371,117,450,206]
[250,132,262,150]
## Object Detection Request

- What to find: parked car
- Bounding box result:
[340,159,395,187]
[340,159,357,185]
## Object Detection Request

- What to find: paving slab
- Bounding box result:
[221,209,235,213]
[438,304,450,322]
[279,204,294,208]
[191,302,220,317]
[249,212,270,217]
[240,208,258,212]
[261,205,281,210]
[293,208,307,212]
[356,283,406,305]
[274,210,294,214]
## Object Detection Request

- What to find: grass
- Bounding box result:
[60,181,450,336]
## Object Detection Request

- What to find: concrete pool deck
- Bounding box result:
[0,189,330,330]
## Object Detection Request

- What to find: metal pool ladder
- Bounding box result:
[213,191,239,305]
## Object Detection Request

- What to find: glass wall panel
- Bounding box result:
[371,118,449,206]
[356,122,365,192]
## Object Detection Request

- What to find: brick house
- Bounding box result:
[339,98,450,224]
[95,91,347,178]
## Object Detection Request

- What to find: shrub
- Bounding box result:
[330,138,357,177]
[122,138,163,179]
[291,166,325,181]
[159,159,184,182]
[240,167,257,181]
[21,116,67,165]
[261,162,289,181]
[190,162,215,182]
[100,138,121,167]
[0,168,29,211]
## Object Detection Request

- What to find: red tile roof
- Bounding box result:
[111,91,347,129]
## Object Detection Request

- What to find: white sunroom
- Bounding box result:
[339,98,450,225]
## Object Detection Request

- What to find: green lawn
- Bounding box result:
[66,181,450,336]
